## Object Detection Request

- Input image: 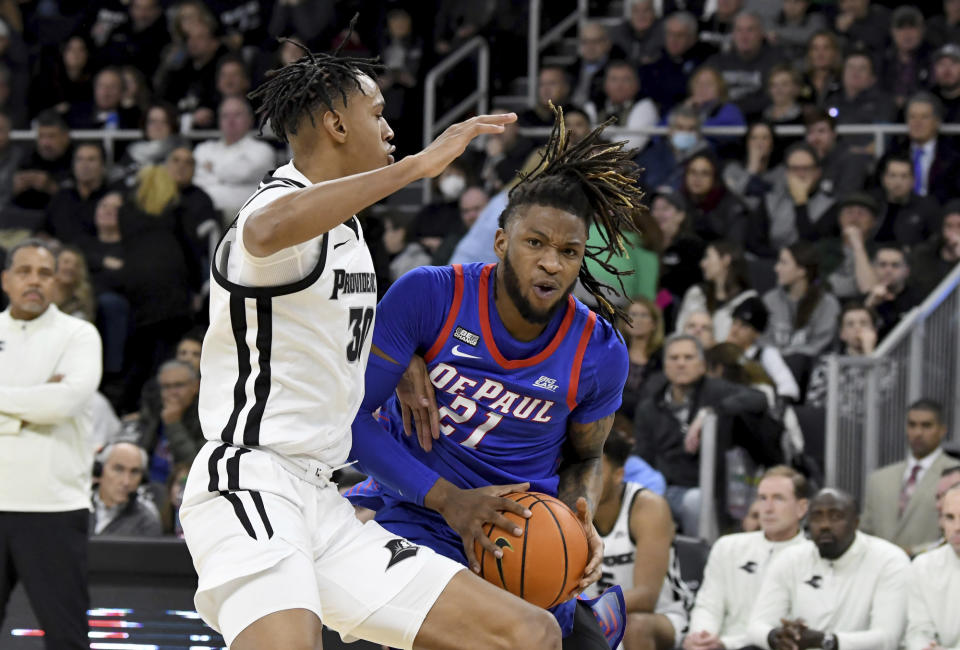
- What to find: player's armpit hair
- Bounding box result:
[500,103,648,325]
[247,17,384,143]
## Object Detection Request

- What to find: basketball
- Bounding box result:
[474,492,589,609]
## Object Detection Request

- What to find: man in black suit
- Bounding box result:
[894,91,960,204]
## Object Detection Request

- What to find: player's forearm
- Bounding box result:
[244,155,427,257]
[623,586,661,614]
[557,457,603,512]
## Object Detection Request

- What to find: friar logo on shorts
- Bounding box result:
[453,327,480,347]
[804,574,823,589]
[739,561,758,574]
[384,538,419,570]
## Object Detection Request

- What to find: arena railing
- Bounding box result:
[698,412,720,543]
[824,261,960,503]
[422,35,489,204]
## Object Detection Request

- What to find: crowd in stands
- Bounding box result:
[2,0,960,648]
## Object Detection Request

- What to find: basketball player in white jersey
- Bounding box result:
[586,428,693,650]
[178,42,562,650]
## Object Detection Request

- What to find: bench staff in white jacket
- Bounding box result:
[906,485,960,650]
[0,239,103,650]
[748,488,910,650]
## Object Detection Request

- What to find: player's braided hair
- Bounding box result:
[247,16,383,143]
[499,104,647,324]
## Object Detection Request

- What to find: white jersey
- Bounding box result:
[688,529,805,648]
[199,162,377,465]
[588,482,693,636]
[906,543,960,650]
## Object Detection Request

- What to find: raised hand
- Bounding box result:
[396,354,440,451]
[415,113,517,179]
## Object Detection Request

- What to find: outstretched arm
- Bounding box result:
[245,113,516,256]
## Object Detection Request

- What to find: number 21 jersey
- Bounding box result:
[199,162,377,465]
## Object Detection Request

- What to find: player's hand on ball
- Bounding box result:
[427,479,532,573]
[397,354,440,451]
[415,113,517,178]
[574,497,604,592]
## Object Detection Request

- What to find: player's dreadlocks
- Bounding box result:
[499,104,648,325]
[247,16,383,143]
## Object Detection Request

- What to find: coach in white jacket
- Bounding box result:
[748,488,910,650]
[906,485,960,650]
[684,466,808,650]
[0,239,103,649]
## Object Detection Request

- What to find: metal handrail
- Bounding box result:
[697,413,719,543]
[874,261,960,357]
[422,36,489,204]
[528,0,588,106]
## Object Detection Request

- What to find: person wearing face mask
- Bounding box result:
[636,104,711,190]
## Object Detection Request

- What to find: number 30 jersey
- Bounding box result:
[199,163,377,465]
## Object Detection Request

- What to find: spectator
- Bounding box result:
[767,0,827,64]
[861,399,958,555]
[740,498,761,532]
[864,245,922,340]
[705,10,787,119]
[699,0,743,53]
[90,441,163,537]
[120,65,150,117]
[727,296,801,401]
[872,153,940,248]
[931,44,960,124]
[652,188,706,310]
[634,333,768,534]
[927,0,960,49]
[723,121,785,212]
[909,201,960,298]
[880,7,931,110]
[892,92,960,204]
[825,51,898,154]
[192,97,275,220]
[834,0,891,54]
[45,142,109,245]
[215,54,251,104]
[640,11,716,113]
[677,240,756,341]
[800,30,842,107]
[479,106,535,195]
[684,64,747,152]
[681,153,748,243]
[157,20,226,129]
[138,359,202,483]
[0,239,103,649]
[683,310,717,349]
[11,109,72,212]
[804,302,880,408]
[636,104,711,190]
[52,246,95,323]
[165,143,218,259]
[937,466,960,515]
[160,462,190,536]
[0,109,17,208]
[762,65,805,129]
[824,192,882,300]
[98,0,170,81]
[620,296,665,419]
[432,3,491,56]
[803,108,870,196]
[906,484,960,650]
[747,488,909,650]
[763,241,841,358]
[518,65,572,129]
[377,8,422,155]
[0,17,28,129]
[570,22,613,108]
[684,466,809,650]
[586,60,659,152]
[66,66,141,131]
[587,428,692,650]
[432,186,489,265]
[266,0,335,47]
[609,0,664,67]
[114,102,183,184]
[579,209,661,308]
[29,35,93,118]
[747,142,835,258]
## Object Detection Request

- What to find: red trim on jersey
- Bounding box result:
[566,311,597,410]
[478,264,576,369]
[425,264,465,363]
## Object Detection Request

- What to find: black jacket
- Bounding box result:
[90,489,163,537]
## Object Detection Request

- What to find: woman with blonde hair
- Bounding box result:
[619,295,665,419]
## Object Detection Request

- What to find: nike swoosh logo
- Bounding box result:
[451,345,481,359]
[333,240,349,250]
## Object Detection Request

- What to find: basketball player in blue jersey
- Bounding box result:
[348,108,646,649]
[179,36,566,650]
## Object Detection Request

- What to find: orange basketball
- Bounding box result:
[474,492,588,609]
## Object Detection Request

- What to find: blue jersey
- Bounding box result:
[349,262,628,636]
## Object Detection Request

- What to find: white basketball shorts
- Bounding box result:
[180,441,464,647]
